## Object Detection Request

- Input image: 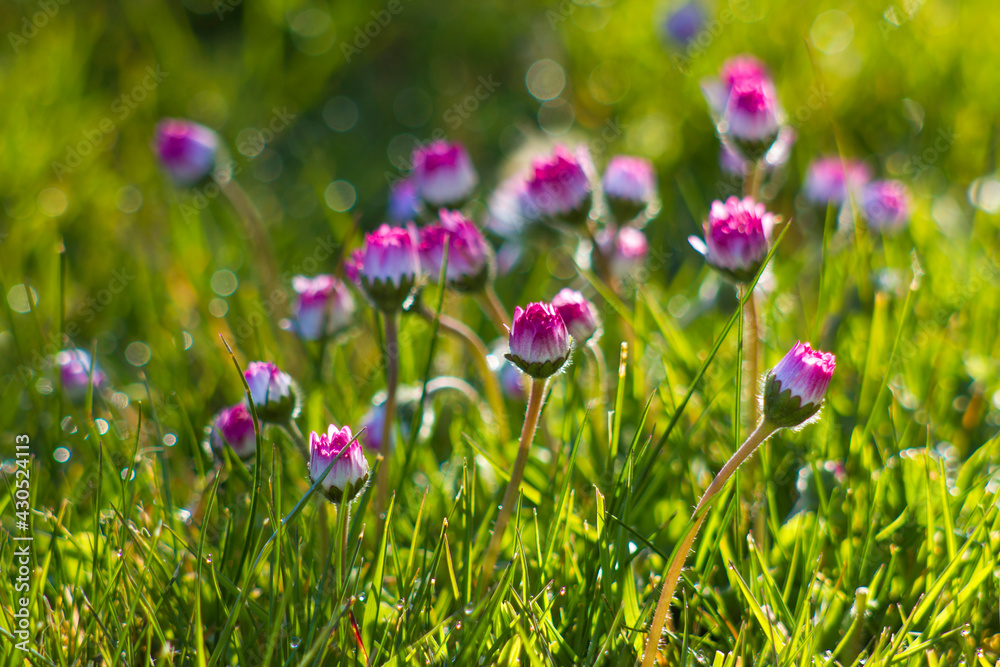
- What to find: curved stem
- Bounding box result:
[339,502,351,586]
[641,420,777,665]
[219,179,286,319]
[283,420,310,461]
[743,285,760,429]
[478,285,511,335]
[476,377,547,596]
[585,340,608,446]
[376,313,399,525]
[418,306,511,443]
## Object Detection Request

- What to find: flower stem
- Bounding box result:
[585,339,608,446]
[478,285,511,334]
[640,420,778,665]
[743,284,760,428]
[339,502,351,585]
[417,305,511,443]
[219,178,286,320]
[376,313,399,525]
[283,420,310,461]
[476,377,547,597]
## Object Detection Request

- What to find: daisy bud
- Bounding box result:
[720,54,771,90]
[57,349,106,401]
[209,403,256,460]
[419,209,494,292]
[505,302,572,379]
[244,361,299,423]
[523,146,593,226]
[763,342,836,429]
[309,424,370,504]
[803,157,871,205]
[602,156,657,223]
[154,118,219,186]
[721,79,782,160]
[595,225,650,280]
[352,224,421,312]
[291,275,355,341]
[387,177,421,223]
[551,288,600,344]
[693,197,774,283]
[861,180,910,233]
[412,140,479,208]
[701,54,772,116]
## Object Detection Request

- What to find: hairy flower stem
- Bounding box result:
[283,420,310,461]
[477,377,547,597]
[585,339,608,446]
[376,313,399,526]
[219,178,286,321]
[478,285,511,334]
[417,306,511,443]
[641,420,778,665]
[742,284,760,428]
[339,502,351,586]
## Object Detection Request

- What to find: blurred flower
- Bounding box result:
[861,180,910,233]
[595,225,649,280]
[662,2,704,45]
[387,177,421,223]
[763,342,836,429]
[523,146,593,226]
[602,156,657,223]
[505,302,572,379]
[348,224,421,312]
[803,157,871,206]
[412,140,478,208]
[486,174,532,238]
[691,197,773,283]
[154,118,219,186]
[57,349,106,401]
[551,288,600,344]
[209,403,256,460]
[702,53,772,116]
[291,275,355,341]
[309,423,369,504]
[721,78,781,148]
[244,361,299,423]
[419,209,494,291]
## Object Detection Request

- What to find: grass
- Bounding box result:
[2,0,1000,664]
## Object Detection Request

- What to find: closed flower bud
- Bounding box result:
[692,197,773,283]
[244,361,300,423]
[721,79,782,160]
[505,302,572,379]
[309,424,370,504]
[291,275,355,341]
[602,156,657,223]
[763,342,836,429]
[388,177,421,223]
[350,224,421,312]
[523,146,593,226]
[209,403,256,460]
[57,349,106,401]
[861,180,910,233]
[595,225,650,280]
[419,209,494,292]
[551,288,600,344]
[154,118,219,186]
[803,157,871,205]
[412,140,478,208]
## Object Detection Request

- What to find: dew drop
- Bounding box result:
[290,636,301,649]
[463,603,474,615]
[454,620,462,630]
[559,586,567,596]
